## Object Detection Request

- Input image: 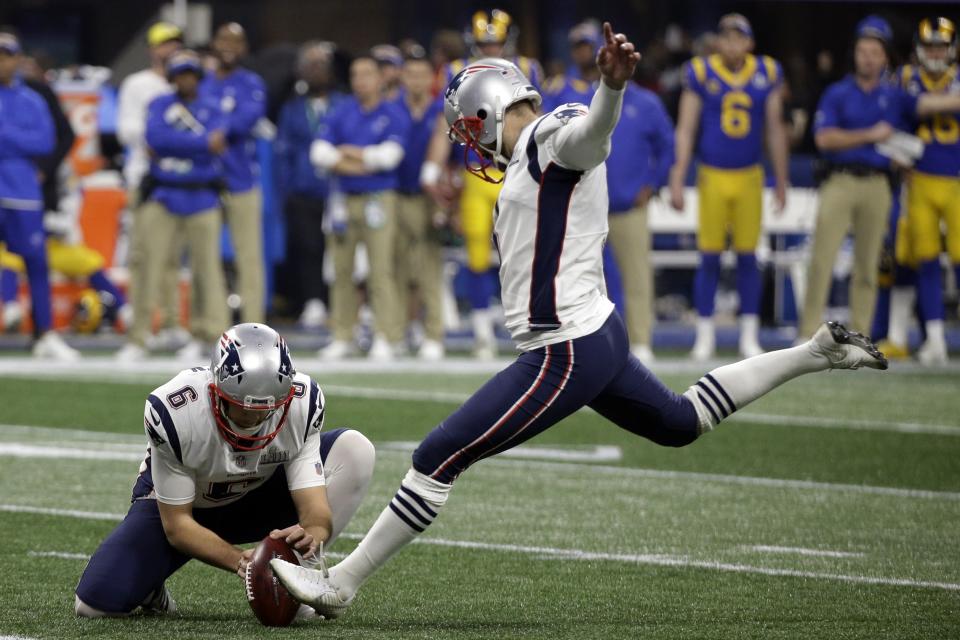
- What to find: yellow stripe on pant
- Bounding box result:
[696,164,763,253]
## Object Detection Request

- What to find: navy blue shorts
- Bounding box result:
[75,428,347,613]
[413,311,698,483]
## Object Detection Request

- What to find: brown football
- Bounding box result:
[245,535,300,627]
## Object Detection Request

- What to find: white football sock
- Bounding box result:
[925,319,946,347]
[332,468,451,600]
[887,286,915,347]
[320,430,376,547]
[683,343,827,433]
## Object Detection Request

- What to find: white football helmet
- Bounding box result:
[443,58,540,183]
[209,323,296,451]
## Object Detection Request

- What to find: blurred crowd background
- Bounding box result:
[0,0,957,363]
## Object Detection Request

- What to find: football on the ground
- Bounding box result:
[245,535,301,627]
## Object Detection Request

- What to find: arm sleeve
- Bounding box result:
[0,93,55,156]
[361,140,405,171]
[549,82,625,171]
[226,74,267,138]
[143,400,196,505]
[145,99,210,157]
[650,98,676,188]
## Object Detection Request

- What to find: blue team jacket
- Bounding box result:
[200,69,266,193]
[145,92,227,215]
[0,77,54,208]
[275,92,344,200]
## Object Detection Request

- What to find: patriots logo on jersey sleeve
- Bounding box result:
[552,104,588,124]
[216,337,246,384]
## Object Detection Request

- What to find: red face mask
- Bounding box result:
[208,383,295,451]
[449,116,504,184]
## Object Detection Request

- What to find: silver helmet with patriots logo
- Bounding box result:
[209,323,297,450]
[444,57,540,183]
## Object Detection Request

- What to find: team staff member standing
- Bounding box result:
[115,22,184,361]
[276,41,342,329]
[395,52,446,361]
[669,14,789,361]
[136,50,229,357]
[544,21,675,361]
[800,16,960,339]
[200,23,266,326]
[0,32,79,360]
[311,55,409,360]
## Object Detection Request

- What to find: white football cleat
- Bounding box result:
[32,331,81,361]
[418,339,445,361]
[2,300,24,332]
[140,584,177,614]
[808,322,888,370]
[269,559,352,619]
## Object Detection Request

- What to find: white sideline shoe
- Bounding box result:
[115,342,148,362]
[32,331,81,361]
[419,339,445,361]
[269,559,351,619]
[916,340,948,367]
[2,300,23,332]
[175,339,205,362]
[299,299,327,329]
[631,343,655,362]
[319,339,354,360]
[367,334,394,361]
[808,322,888,370]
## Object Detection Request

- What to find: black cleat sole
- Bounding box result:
[825,321,889,370]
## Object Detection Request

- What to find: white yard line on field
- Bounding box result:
[1,430,958,501]
[27,550,90,560]
[745,545,866,559]
[2,503,957,593]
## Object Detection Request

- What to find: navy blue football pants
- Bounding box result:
[75,428,347,613]
[413,311,699,484]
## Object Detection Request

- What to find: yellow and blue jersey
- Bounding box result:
[682,54,782,169]
[900,64,960,177]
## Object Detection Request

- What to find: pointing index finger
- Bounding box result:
[603,22,615,46]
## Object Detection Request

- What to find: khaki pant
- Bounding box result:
[395,193,444,341]
[133,202,229,345]
[608,206,653,346]
[800,173,891,337]
[127,187,181,332]
[223,188,265,323]
[328,191,402,342]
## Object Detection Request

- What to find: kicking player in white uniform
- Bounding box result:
[75,323,375,617]
[271,23,888,618]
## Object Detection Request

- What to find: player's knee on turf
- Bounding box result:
[75,594,128,618]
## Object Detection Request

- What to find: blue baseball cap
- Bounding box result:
[568,20,602,49]
[718,13,753,38]
[856,15,893,45]
[166,49,203,78]
[0,33,21,55]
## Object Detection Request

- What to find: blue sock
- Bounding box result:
[1,268,17,303]
[22,254,53,335]
[89,270,126,307]
[736,253,760,316]
[917,259,944,321]
[465,269,491,310]
[694,252,721,317]
[871,286,890,340]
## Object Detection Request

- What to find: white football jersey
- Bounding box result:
[139,367,327,508]
[496,103,615,351]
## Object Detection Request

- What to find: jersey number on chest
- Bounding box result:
[720,91,753,139]
[918,114,960,145]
